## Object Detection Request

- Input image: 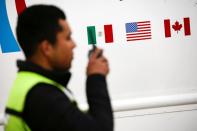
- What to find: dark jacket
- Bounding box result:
[17,60,113,131]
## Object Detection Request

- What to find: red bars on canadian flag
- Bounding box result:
[164,20,171,37]
[183,18,191,36]
[164,17,191,38]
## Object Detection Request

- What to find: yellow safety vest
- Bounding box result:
[5,71,74,131]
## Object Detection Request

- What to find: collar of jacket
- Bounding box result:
[16,60,71,88]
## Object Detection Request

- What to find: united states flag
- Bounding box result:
[125,21,152,41]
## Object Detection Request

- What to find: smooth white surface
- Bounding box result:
[113,92,197,112]
[1,1,197,130]
[115,109,197,131]
[1,0,197,110]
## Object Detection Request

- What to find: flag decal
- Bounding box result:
[125,21,152,42]
[164,17,191,38]
[87,24,114,45]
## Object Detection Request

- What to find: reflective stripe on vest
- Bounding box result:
[5,71,75,131]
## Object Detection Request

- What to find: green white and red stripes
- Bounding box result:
[87,25,114,45]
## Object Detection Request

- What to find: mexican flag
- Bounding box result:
[87,24,114,45]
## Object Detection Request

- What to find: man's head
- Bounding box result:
[17,5,76,71]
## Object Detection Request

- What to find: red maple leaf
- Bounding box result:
[172,21,182,33]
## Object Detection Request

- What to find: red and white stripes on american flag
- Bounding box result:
[125,21,152,41]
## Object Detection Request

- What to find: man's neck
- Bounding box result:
[27,55,53,71]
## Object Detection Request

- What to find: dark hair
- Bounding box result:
[16,5,66,58]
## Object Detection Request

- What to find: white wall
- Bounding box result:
[2,0,197,106]
[1,0,197,130]
[115,104,197,131]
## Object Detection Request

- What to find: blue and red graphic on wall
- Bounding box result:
[0,0,26,53]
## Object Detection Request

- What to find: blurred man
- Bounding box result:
[5,5,113,131]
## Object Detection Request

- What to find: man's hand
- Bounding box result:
[87,48,109,76]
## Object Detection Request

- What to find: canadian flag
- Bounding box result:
[164,17,191,38]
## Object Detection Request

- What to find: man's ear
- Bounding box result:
[39,40,53,57]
